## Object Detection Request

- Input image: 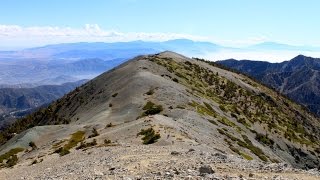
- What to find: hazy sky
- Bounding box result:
[1,0,320,49]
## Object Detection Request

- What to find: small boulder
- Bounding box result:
[188,148,195,152]
[171,151,180,155]
[213,152,227,160]
[199,165,214,176]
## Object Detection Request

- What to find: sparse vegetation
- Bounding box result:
[29,141,37,150]
[106,123,114,128]
[54,147,70,156]
[5,154,18,167]
[0,147,24,168]
[217,117,236,127]
[217,128,269,161]
[151,55,320,163]
[137,127,161,144]
[208,119,218,126]
[141,101,163,117]
[104,139,111,144]
[76,139,97,150]
[255,133,274,147]
[88,128,99,138]
[240,152,253,160]
[172,78,179,83]
[54,131,85,156]
[0,53,319,171]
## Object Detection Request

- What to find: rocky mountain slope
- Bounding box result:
[218,55,320,117]
[0,52,319,179]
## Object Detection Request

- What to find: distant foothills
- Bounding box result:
[0,39,320,128]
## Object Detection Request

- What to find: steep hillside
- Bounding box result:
[0,52,319,179]
[218,55,320,116]
[0,80,87,129]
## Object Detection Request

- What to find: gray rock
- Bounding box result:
[171,151,180,155]
[199,165,214,176]
[213,152,227,160]
[188,148,195,152]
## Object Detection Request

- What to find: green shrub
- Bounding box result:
[6,154,18,167]
[143,101,155,110]
[194,102,217,118]
[112,93,118,97]
[219,104,227,112]
[255,133,274,146]
[137,128,161,144]
[203,102,214,112]
[54,131,85,156]
[217,117,236,127]
[63,131,85,150]
[241,135,269,162]
[240,152,253,160]
[141,101,163,116]
[0,147,24,163]
[229,145,240,154]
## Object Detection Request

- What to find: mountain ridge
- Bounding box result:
[217,55,320,116]
[0,52,319,179]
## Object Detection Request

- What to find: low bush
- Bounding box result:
[88,128,99,138]
[76,139,97,150]
[141,101,163,116]
[208,119,218,126]
[137,128,161,144]
[106,123,113,128]
[29,141,37,150]
[104,139,111,144]
[54,131,85,156]
[54,147,70,156]
[0,147,24,163]
[6,154,18,167]
[255,133,274,146]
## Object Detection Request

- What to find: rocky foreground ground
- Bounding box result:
[0,144,319,180]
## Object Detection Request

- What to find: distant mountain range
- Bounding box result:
[0,39,225,86]
[0,39,319,86]
[217,55,320,116]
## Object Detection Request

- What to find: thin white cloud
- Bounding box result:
[0,24,207,48]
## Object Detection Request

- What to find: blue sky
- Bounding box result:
[0,0,320,49]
